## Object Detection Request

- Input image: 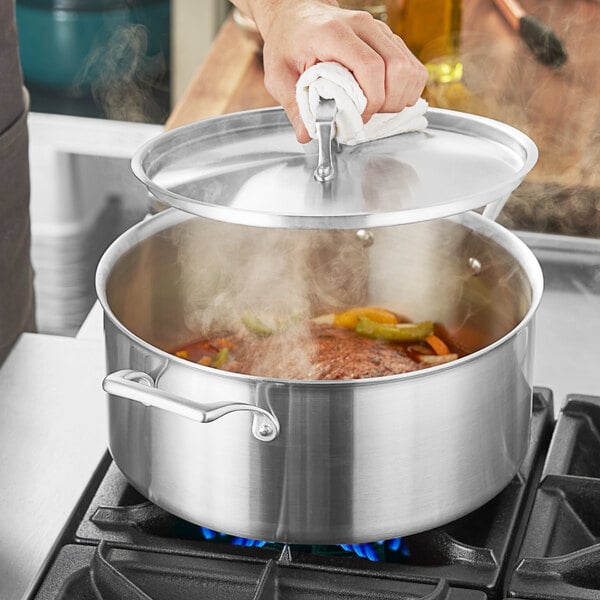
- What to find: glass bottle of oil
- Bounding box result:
[386,0,463,83]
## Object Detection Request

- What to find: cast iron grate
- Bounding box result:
[33,541,489,600]
[72,389,554,600]
[507,394,600,600]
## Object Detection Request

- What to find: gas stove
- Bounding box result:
[27,389,600,599]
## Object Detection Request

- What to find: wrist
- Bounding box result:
[245,0,339,41]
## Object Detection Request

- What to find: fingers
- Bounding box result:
[300,10,427,120]
[256,2,428,143]
[339,12,428,117]
[263,51,312,143]
[312,16,387,118]
[371,20,429,111]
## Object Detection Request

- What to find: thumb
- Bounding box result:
[263,61,311,143]
[285,102,311,143]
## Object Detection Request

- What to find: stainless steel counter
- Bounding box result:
[0,333,107,600]
[519,231,600,409]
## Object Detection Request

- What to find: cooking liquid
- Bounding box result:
[172,316,462,380]
[387,0,463,83]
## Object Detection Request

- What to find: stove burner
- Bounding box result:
[198,526,410,561]
[65,389,553,600]
[32,389,559,600]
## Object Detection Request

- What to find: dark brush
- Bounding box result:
[519,15,568,68]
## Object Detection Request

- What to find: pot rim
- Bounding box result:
[96,208,543,387]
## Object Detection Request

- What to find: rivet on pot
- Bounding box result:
[252,414,278,442]
[258,423,274,438]
[356,229,374,247]
[468,257,482,275]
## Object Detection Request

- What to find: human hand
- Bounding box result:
[234,0,428,142]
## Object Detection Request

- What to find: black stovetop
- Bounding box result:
[30,389,600,600]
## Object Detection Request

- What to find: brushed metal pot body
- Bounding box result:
[96,208,543,544]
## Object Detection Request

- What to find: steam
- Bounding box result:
[176,221,370,314]
[424,17,600,237]
[77,24,168,123]
[172,219,370,377]
[161,215,531,378]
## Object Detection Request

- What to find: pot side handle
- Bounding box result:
[102,369,279,442]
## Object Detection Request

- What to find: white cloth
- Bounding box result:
[296,61,428,146]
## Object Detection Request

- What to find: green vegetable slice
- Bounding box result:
[242,311,305,337]
[355,316,434,342]
[211,347,230,368]
[242,313,276,337]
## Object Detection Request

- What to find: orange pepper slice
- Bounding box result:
[333,306,398,329]
[214,337,236,350]
[425,334,450,356]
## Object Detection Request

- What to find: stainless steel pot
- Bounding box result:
[96,207,542,544]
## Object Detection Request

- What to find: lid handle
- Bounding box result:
[313,98,338,182]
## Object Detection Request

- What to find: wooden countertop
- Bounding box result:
[166,1,600,236]
[166,16,275,128]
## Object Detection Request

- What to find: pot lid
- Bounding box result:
[132,106,538,230]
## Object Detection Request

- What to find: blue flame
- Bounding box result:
[200,527,268,548]
[340,542,381,561]
[339,539,410,561]
[200,526,217,540]
[231,536,268,548]
[198,527,410,562]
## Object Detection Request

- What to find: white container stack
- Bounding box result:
[28,113,163,335]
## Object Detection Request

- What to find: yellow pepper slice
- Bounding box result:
[333,306,399,329]
[355,316,434,342]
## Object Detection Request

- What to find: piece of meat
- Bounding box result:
[213,322,422,380]
[307,324,421,379]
